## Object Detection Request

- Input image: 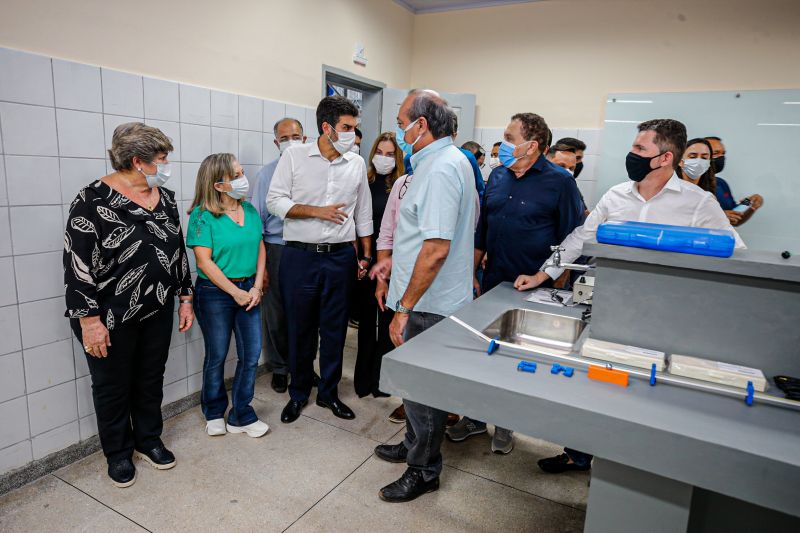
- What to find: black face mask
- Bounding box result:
[626,151,664,182]
[712,155,725,174]
[573,161,584,179]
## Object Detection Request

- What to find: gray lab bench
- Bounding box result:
[379,244,800,532]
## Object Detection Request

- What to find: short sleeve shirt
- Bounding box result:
[186,202,262,279]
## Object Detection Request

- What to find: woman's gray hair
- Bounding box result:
[108,122,174,171]
[407,89,454,139]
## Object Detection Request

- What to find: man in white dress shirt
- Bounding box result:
[267,96,373,424]
[517,118,744,474]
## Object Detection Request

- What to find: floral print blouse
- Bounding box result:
[63,180,193,330]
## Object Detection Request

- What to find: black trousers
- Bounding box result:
[280,245,355,403]
[353,274,394,397]
[71,302,174,463]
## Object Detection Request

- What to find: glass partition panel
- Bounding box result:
[598,89,800,252]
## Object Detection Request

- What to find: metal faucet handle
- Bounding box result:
[550,245,565,252]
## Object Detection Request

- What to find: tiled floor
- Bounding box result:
[0,330,588,532]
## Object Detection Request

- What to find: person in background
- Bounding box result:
[64,122,194,488]
[557,137,587,178]
[705,136,764,226]
[353,132,405,398]
[372,89,476,503]
[451,112,486,203]
[547,143,589,215]
[678,138,716,193]
[450,114,584,456]
[267,96,373,424]
[352,126,363,155]
[516,119,744,474]
[461,141,486,169]
[251,117,307,394]
[489,142,502,169]
[187,153,268,439]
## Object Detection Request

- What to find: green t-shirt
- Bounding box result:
[186,202,262,279]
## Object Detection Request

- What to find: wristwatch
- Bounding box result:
[395,300,413,314]
[359,256,373,265]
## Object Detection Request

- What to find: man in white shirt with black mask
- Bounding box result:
[516,118,745,475]
[268,96,373,425]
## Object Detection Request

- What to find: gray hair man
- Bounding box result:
[371,89,477,503]
[251,118,307,393]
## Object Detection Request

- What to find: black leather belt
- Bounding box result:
[286,241,351,253]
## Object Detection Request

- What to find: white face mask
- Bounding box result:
[278,139,303,154]
[327,125,356,155]
[218,175,249,200]
[350,144,361,154]
[682,158,711,180]
[372,154,396,175]
[488,156,501,169]
[140,162,171,189]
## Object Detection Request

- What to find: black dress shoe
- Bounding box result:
[281,399,307,423]
[537,453,591,474]
[134,443,176,470]
[316,397,355,420]
[379,467,439,503]
[374,443,408,463]
[271,373,288,393]
[312,372,320,387]
[108,458,136,488]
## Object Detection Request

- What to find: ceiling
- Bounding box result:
[393,0,539,15]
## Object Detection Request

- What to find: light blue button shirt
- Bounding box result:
[387,137,477,317]
[251,158,285,245]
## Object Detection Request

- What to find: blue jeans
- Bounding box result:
[194,276,261,427]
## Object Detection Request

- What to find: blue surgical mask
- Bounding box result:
[396,118,421,156]
[498,140,532,169]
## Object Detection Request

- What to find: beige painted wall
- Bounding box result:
[0,0,414,109]
[410,0,800,128]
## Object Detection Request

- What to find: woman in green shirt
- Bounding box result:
[187,153,268,438]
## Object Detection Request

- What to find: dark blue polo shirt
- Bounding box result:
[475,154,584,292]
[715,176,738,210]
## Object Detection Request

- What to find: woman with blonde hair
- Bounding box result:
[353,132,405,398]
[64,122,193,487]
[187,153,268,438]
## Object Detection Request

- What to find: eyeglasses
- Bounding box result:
[399,175,413,199]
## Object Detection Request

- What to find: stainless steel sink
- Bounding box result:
[482,308,586,356]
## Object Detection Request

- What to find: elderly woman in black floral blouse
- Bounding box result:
[63,122,194,488]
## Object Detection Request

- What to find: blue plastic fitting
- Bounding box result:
[517,361,537,373]
[487,338,499,355]
[563,367,574,378]
[551,364,563,375]
[745,381,755,406]
[649,363,657,386]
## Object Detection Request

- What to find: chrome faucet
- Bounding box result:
[543,246,595,272]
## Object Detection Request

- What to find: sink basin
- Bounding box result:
[482,308,586,356]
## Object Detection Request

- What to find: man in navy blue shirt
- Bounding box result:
[446,112,584,454]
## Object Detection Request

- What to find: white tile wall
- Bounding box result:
[15,251,64,303]
[101,69,144,117]
[143,77,180,122]
[0,49,54,107]
[5,156,61,206]
[52,60,102,113]
[0,352,25,403]
[0,45,317,475]
[23,339,75,393]
[0,103,58,156]
[0,257,16,307]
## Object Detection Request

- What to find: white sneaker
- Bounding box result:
[227,419,269,438]
[206,418,227,436]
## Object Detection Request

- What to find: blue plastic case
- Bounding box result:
[596,221,736,258]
